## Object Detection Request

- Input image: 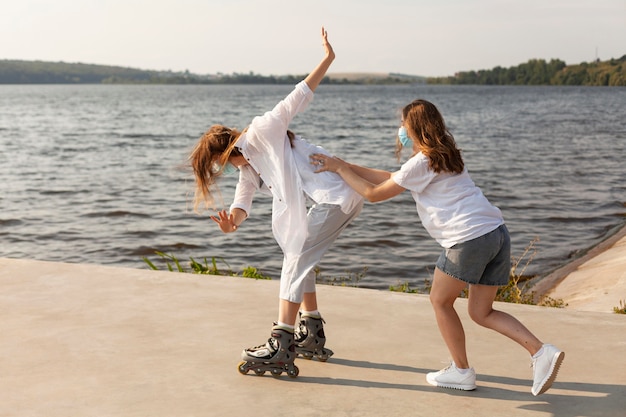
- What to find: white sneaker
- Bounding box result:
[426,362,477,390]
[531,344,565,396]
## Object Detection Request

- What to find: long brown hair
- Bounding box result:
[189,125,243,212]
[398,99,464,174]
[189,126,297,212]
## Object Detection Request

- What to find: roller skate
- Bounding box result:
[294,312,334,362]
[237,325,299,378]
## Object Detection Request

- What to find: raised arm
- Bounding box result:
[304,26,335,92]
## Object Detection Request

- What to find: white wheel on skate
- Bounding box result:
[254,368,265,376]
[270,368,283,378]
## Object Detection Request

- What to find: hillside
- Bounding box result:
[0,60,422,85]
[0,57,624,86]
[0,60,204,84]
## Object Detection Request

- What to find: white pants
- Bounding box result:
[279,201,363,303]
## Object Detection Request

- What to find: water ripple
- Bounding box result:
[1,84,625,290]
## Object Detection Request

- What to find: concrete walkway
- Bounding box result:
[1,257,624,417]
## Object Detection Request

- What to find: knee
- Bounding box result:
[468,306,492,327]
[428,292,439,307]
[429,292,454,310]
[468,308,483,325]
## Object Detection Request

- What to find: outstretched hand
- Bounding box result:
[305,26,335,92]
[310,153,346,173]
[321,26,335,61]
[210,209,238,233]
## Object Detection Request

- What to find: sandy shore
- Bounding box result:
[530,222,626,313]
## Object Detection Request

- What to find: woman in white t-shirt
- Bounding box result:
[188,28,363,377]
[311,99,564,396]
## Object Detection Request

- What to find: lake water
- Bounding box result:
[1,84,624,290]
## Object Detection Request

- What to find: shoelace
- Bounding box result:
[250,337,278,353]
[294,324,307,342]
[267,337,279,352]
[436,361,455,372]
[441,364,455,373]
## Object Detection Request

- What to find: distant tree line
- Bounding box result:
[0,60,158,84]
[427,55,626,86]
[0,60,416,85]
[1,56,625,86]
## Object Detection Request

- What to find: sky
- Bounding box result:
[2,0,625,77]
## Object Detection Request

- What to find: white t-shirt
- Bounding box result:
[392,152,503,248]
[231,136,362,217]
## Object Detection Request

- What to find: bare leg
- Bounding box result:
[429,267,470,368]
[467,284,543,355]
[277,292,318,327]
[278,299,300,327]
[301,292,318,313]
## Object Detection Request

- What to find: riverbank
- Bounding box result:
[530,222,626,313]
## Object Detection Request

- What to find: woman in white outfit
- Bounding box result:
[188,28,363,377]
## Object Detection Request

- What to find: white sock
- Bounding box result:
[456,366,469,374]
[302,310,320,317]
[533,346,545,359]
[277,321,294,330]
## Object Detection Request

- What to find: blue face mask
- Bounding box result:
[214,162,238,176]
[398,126,412,147]
[223,162,238,176]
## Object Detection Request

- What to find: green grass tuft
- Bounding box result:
[613,300,626,314]
[143,252,270,280]
[142,238,568,308]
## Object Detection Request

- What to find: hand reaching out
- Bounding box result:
[310,153,347,173]
[210,209,238,233]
